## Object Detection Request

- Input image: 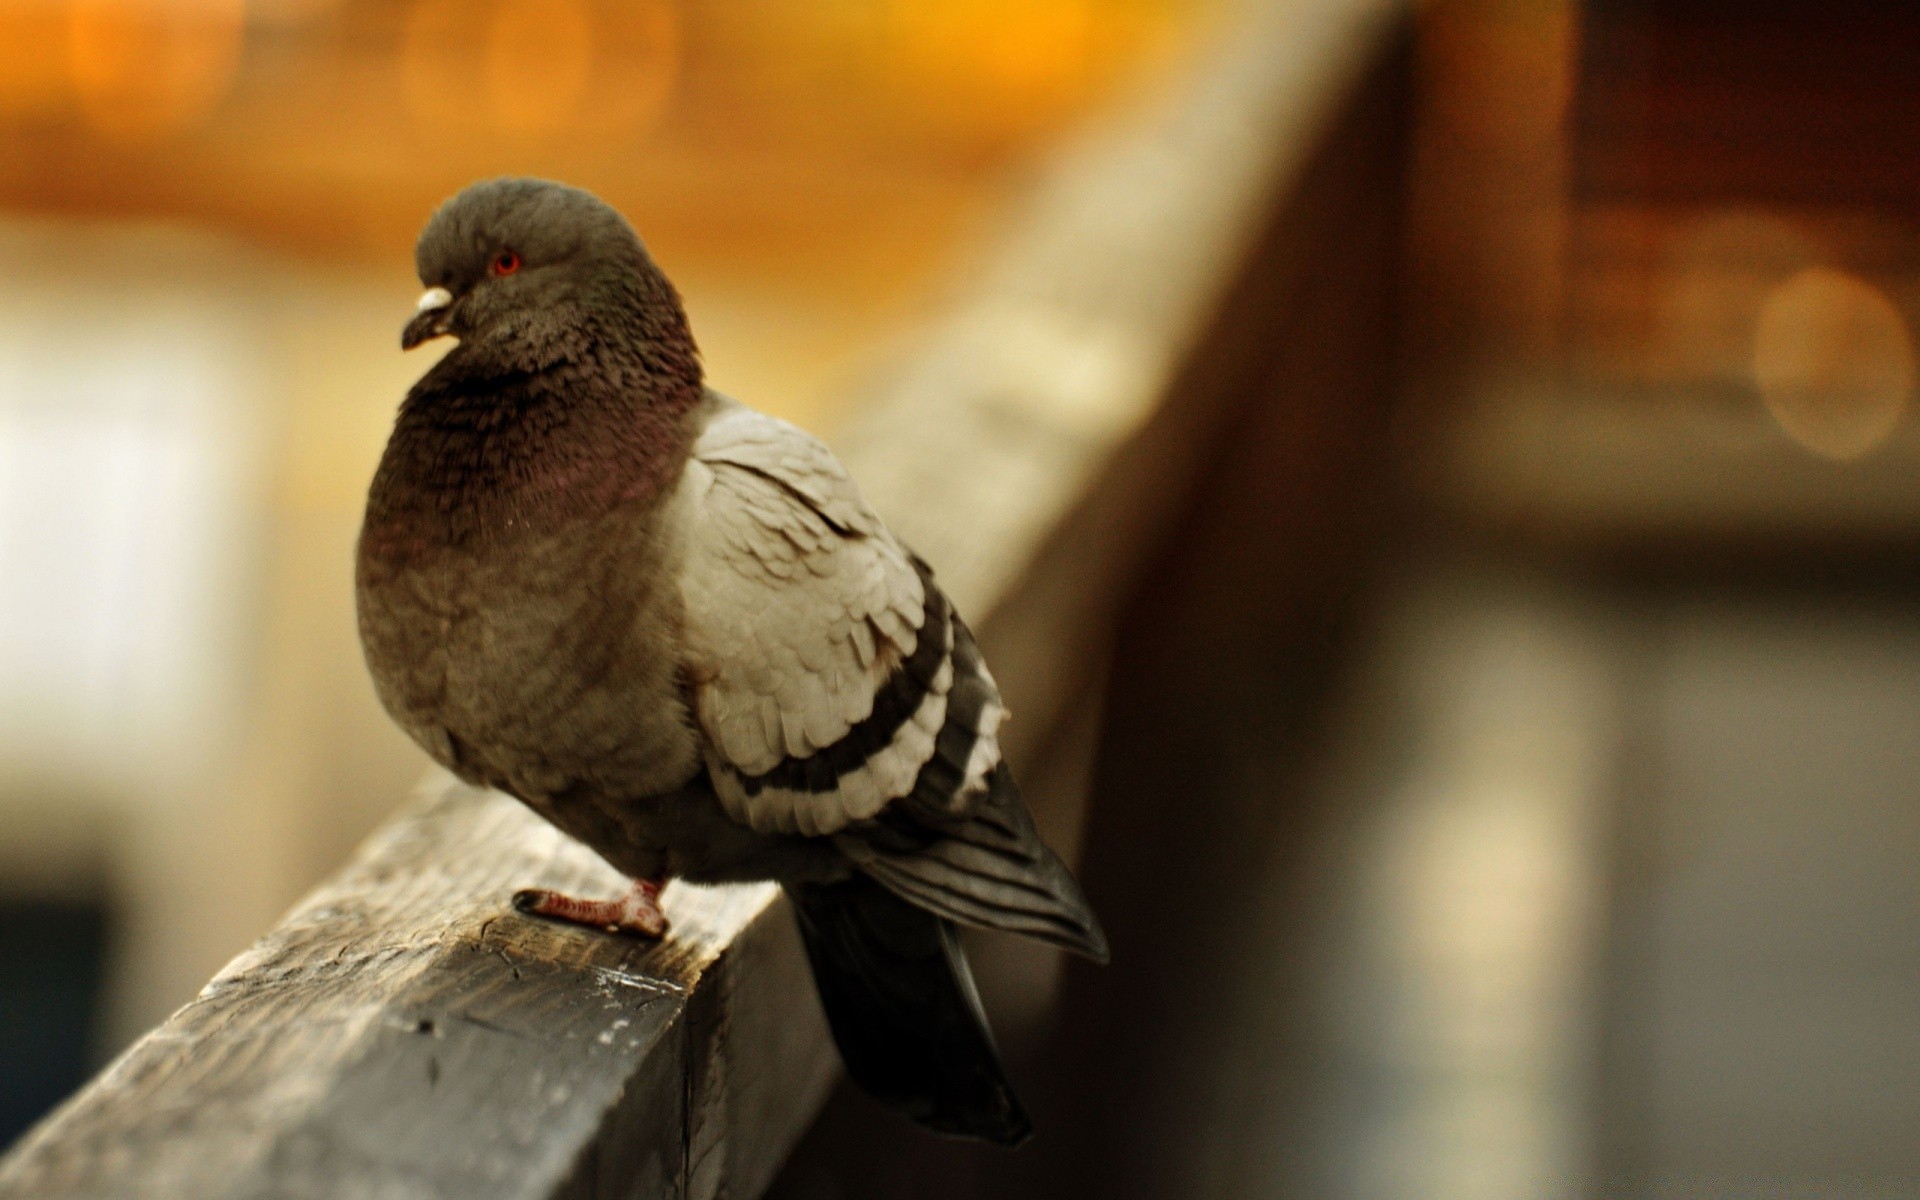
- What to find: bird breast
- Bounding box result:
[356,497,703,803]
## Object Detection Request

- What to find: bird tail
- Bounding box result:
[789,875,1033,1146]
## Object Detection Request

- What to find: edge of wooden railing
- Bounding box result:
[0,2,1407,1196]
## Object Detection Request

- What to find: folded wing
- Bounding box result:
[679,398,1105,959]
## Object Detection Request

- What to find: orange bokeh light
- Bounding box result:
[885,0,1101,136]
[402,0,678,144]
[1754,267,1914,461]
[0,4,70,120]
[584,0,677,138]
[68,0,246,141]
[483,0,593,137]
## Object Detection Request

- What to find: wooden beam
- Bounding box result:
[0,778,834,1199]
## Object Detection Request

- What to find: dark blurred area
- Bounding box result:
[0,902,108,1144]
[777,1,1920,1196]
[7,0,1920,1195]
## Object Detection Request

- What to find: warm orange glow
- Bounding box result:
[484,0,593,137]
[579,0,676,138]
[1753,267,1913,461]
[404,0,677,143]
[400,0,481,138]
[67,0,246,141]
[1,0,1201,262]
[0,4,71,120]
[886,0,1102,134]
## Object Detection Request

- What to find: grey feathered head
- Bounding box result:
[401,177,683,359]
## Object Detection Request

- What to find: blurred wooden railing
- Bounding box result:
[0,1,1407,1195]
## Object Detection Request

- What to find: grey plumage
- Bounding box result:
[357,178,1105,1142]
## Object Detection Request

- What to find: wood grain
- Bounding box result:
[0,776,835,1199]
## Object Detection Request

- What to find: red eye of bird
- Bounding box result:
[490,249,521,277]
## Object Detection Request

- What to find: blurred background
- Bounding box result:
[5,0,1920,1196]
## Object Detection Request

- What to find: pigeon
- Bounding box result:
[356,178,1107,1145]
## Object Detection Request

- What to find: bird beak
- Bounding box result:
[401,286,455,350]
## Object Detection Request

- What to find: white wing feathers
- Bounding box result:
[680,401,979,837]
[672,399,1107,963]
[692,407,883,538]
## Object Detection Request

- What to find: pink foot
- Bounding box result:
[512,878,667,938]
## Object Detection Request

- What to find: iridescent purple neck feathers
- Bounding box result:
[361,298,701,564]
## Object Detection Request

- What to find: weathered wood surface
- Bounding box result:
[0,0,1409,1195]
[0,776,833,1199]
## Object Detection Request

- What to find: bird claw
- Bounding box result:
[512,879,668,939]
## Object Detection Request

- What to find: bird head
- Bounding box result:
[401,177,664,353]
